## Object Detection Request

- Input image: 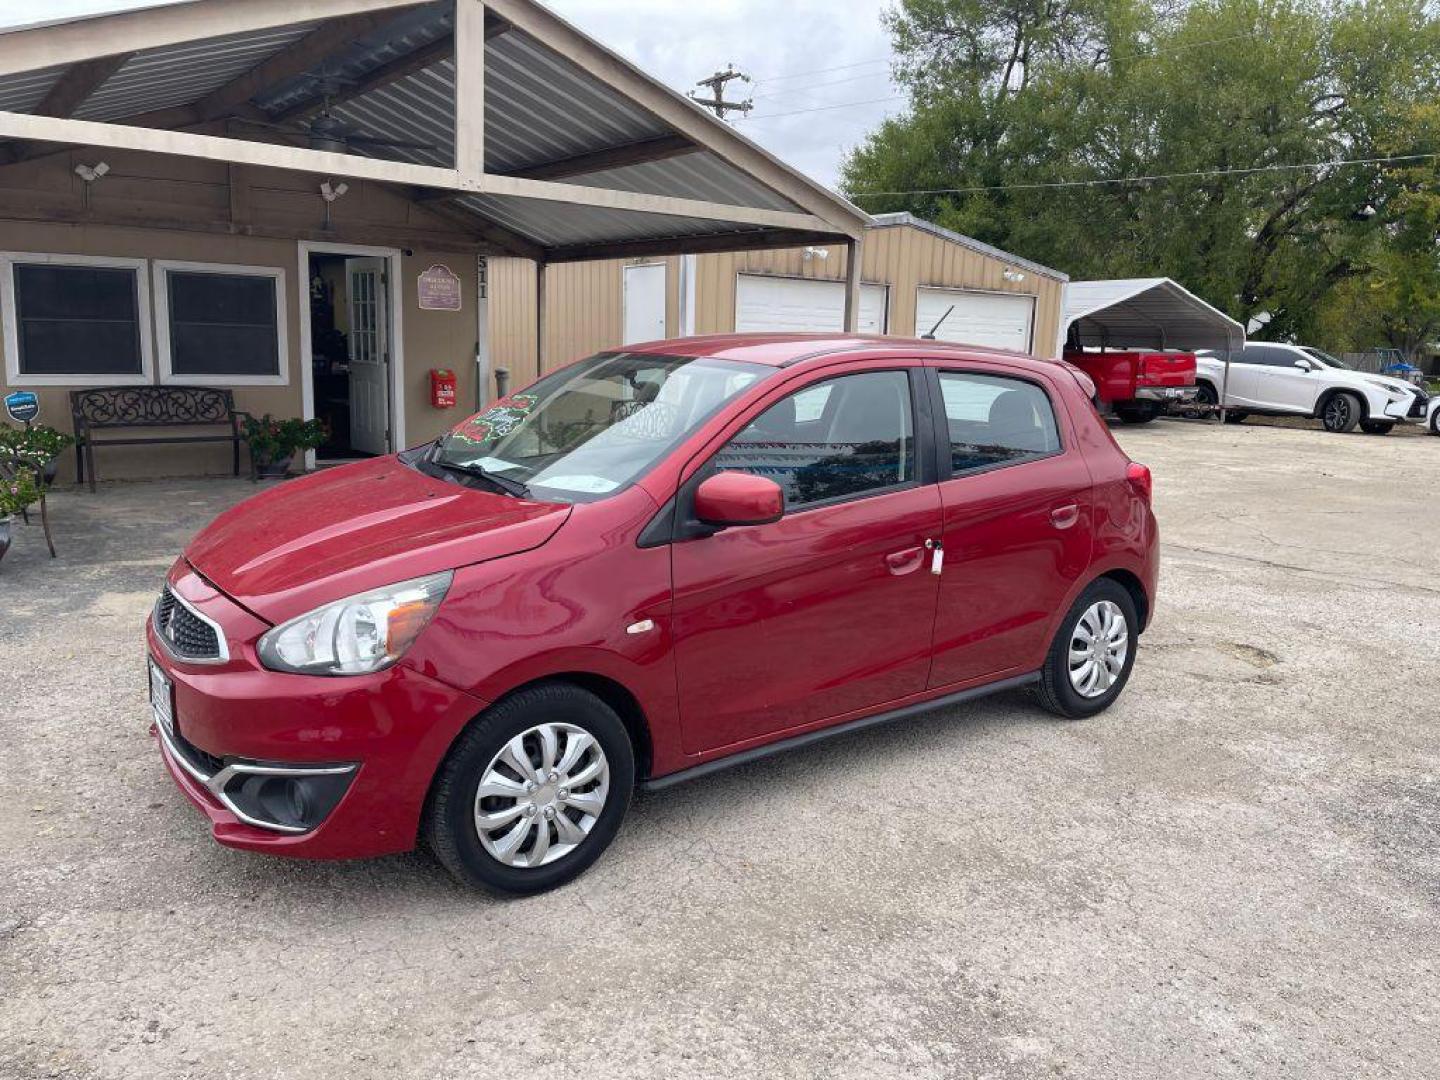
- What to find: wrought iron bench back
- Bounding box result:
[70,386,237,430]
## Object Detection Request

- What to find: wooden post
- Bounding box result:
[843,235,862,333]
[1219,351,1232,424]
[454,0,485,179]
[535,259,546,377]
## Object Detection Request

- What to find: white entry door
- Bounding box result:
[346,257,390,455]
[623,263,667,345]
[735,274,888,334]
[916,287,1035,353]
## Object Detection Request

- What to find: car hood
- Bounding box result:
[185,456,571,625]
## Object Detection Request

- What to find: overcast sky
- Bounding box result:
[0,0,905,189]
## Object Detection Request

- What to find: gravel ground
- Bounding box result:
[2,420,1438,1080]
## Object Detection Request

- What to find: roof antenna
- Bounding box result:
[921,305,954,340]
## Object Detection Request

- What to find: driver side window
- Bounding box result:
[711,370,916,511]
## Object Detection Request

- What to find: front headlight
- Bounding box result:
[257,571,453,676]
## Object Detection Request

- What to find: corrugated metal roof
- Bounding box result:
[870,212,1068,282]
[560,152,795,213]
[75,24,320,122]
[454,192,753,248]
[1062,278,1245,351]
[0,0,854,254]
[0,63,62,113]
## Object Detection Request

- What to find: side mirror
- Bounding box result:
[694,471,784,528]
[1293,359,1313,371]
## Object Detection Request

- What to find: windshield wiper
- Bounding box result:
[431,457,532,499]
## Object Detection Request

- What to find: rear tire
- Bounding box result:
[1359,420,1394,435]
[1116,403,1160,425]
[1431,408,1440,436]
[1321,392,1362,433]
[1033,578,1140,720]
[424,683,634,896]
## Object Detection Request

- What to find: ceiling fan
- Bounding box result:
[232,77,438,155]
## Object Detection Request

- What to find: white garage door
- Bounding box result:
[736,274,888,335]
[916,287,1035,352]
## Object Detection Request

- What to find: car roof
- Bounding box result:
[620,332,1048,370]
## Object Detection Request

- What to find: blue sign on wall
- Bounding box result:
[4,391,39,424]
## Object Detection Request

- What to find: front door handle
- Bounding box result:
[885,546,925,576]
[1050,504,1080,530]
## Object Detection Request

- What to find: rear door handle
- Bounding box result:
[885,546,925,576]
[1050,504,1080,530]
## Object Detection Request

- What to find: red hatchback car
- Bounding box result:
[148,334,1158,894]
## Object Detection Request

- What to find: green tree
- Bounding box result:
[844,0,1440,350]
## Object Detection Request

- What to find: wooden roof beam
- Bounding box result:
[0,52,134,164]
[271,15,508,125]
[510,134,699,181]
[193,10,405,122]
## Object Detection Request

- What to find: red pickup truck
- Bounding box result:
[1062,350,1200,424]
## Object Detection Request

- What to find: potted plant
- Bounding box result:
[0,424,74,488]
[0,466,39,565]
[242,414,328,479]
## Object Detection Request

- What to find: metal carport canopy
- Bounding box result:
[0,0,871,265]
[1060,278,1245,353]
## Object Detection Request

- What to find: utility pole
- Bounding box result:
[689,64,753,120]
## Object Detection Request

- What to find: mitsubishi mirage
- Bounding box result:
[148,334,1159,895]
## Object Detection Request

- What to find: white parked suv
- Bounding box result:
[1195,344,1429,434]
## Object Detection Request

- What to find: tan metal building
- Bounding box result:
[0,0,868,482]
[488,211,1068,386]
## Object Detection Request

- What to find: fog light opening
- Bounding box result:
[220,768,355,833]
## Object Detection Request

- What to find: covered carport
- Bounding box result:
[0,0,869,477]
[1059,277,1245,419]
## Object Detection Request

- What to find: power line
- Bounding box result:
[752,69,896,102]
[741,32,1268,120]
[751,57,891,84]
[847,153,1440,197]
[738,94,908,122]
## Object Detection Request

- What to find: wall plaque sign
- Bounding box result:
[418,264,463,311]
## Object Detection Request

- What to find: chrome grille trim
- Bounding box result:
[153,583,229,664]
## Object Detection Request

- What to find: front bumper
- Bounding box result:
[148,566,488,860]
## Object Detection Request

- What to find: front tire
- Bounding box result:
[1034,579,1139,719]
[1430,408,1440,436]
[425,683,635,895]
[1321,392,1362,433]
[1359,420,1394,435]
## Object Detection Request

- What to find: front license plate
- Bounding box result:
[149,659,175,741]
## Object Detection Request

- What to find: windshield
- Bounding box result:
[431,352,770,502]
[1302,347,1351,369]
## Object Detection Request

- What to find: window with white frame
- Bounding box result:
[1,253,152,385]
[154,261,287,385]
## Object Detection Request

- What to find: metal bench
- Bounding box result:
[70,386,242,493]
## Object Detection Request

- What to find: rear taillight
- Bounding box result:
[1126,461,1152,503]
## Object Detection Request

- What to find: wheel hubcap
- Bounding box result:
[474,723,609,868]
[1327,397,1350,427]
[1068,600,1129,699]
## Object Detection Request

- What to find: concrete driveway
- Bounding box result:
[2,421,1437,1080]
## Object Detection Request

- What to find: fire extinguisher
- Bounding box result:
[430,368,457,409]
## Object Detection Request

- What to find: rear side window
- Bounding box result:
[1237,345,1295,367]
[712,370,915,510]
[937,371,1061,475]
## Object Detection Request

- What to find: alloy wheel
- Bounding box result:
[1068,600,1129,699]
[474,723,610,868]
[1324,395,1353,431]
